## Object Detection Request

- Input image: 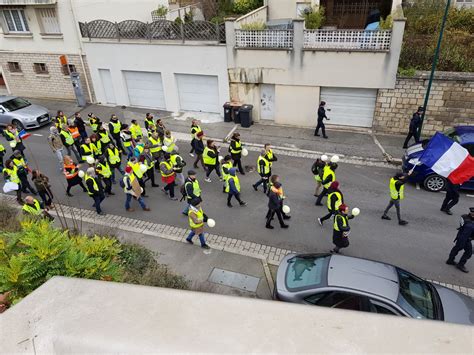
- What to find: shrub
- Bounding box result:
[241,21,266,30]
[152,5,168,17]
[233,0,263,15]
[379,15,393,30]
[303,6,325,30]
[398,67,417,77]
[184,9,194,23]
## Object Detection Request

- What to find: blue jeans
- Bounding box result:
[182,203,190,215]
[126,146,134,160]
[92,194,105,214]
[111,165,125,183]
[125,193,146,210]
[186,230,206,246]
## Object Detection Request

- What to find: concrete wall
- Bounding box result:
[373,72,474,136]
[83,40,229,113]
[267,0,320,20]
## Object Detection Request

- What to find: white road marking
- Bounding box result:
[33,133,43,137]
[224,124,238,143]
[416,183,420,190]
[439,191,446,194]
[467,194,474,198]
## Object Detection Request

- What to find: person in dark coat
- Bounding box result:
[318,181,343,225]
[266,181,289,229]
[312,157,326,197]
[31,170,53,207]
[446,208,474,273]
[441,180,461,215]
[192,131,206,170]
[331,204,354,254]
[403,106,424,148]
[74,112,88,143]
[229,132,245,175]
[314,101,329,139]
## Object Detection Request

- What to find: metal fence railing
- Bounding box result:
[79,20,226,43]
[235,29,293,49]
[303,29,392,51]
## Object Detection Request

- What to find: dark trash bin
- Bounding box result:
[240,104,254,128]
[223,102,232,122]
[233,106,242,124]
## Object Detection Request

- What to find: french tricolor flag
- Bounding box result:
[419,132,474,185]
[18,129,31,140]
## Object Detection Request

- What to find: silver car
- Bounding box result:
[0,96,50,130]
[275,253,474,325]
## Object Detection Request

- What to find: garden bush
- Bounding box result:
[233,0,263,15]
[303,6,325,30]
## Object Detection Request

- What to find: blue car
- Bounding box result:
[402,126,474,192]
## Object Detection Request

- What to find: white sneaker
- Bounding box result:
[205,178,211,183]
[317,218,323,226]
[189,153,195,157]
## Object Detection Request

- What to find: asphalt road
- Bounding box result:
[5,124,473,288]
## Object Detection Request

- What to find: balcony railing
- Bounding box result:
[303,29,392,51]
[235,29,293,49]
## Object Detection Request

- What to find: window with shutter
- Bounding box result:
[37,7,61,34]
[2,8,29,33]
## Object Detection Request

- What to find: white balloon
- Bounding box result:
[242,148,249,157]
[9,141,16,148]
[330,155,340,163]
[3,182,19,193]
[86,156,95,164]
[162,145,168,152]
[352,207,360,216]
[321,154,328,162]
[282,205,290,214]
[207,218,216,228]
[140,164,148,173]
[78,170,85,178]
[218,155,224,162]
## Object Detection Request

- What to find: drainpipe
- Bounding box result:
[68,0,94,103]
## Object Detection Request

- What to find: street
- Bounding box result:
[3,120,473,289]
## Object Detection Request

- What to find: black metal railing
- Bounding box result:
[79,19,226,43]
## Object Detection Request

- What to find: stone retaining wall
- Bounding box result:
[373,71,474,136]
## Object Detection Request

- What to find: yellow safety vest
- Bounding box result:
[170,154,182,168]
[99,131,111,144]
[84,175,99,196]
[92,141,102,156]
[55,115,68,128]
[135,144,144,156]
[221,162,232,181]
[322,165,335,189]
[123,173,136,193]
[148,136,162,153]
[4,166,20,183]
[225,175,240,193]
[188,207,204,229]
[81,143,93,159]
[110,121,121,134]
[266,150,274,167]
[144,157,155,170]
[60,130,74,146]
[230,140,242,154]
[12,157,26,169]
[257,156,270,175]
[390,177,404,200]
[191,125,202,139]
[128,161,144,179]
[185,180,201,199]
[4,130,17,147]
[327,191,342,211]
[160,160,174,178]
[145,117,154,128]
[203,147,217,165]
[163,136,175,152]
[0,143,5,153]
[334,213,348,233]
[22,199,42,215]
[130,124,142,139]
[122,132,132,148]
[107,147,121,165]
[89,117,99,132]
[97,162,112,178]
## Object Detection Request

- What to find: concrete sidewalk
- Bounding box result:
[27,98,408,163]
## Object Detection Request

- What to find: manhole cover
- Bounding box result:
[208,268,260,292]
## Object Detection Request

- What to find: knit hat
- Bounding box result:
[330,181,339,190]
[125,166,132,174]
[196,131,204,138]
[339,204,348,212]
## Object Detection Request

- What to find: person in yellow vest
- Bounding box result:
[108,114,123,152]
[80,137,94,162]
[55,110,68,128]
[315,162,338,206]
[189,119,202,157]
[226,168,246,208]
[311,157,326,197]
[67,123,82,151]
[105,142,124,184]
[22,196,53,220]
[3,159,22,203]
[133,137,145,158]
[127,157,147,197]
[146,123,157,138]
[0,142,5,172]
[160,153,177,200]
[170,148,186,187]
[130,119,143,140]
[253,149,271,194]
[120,124,134,159]
[10,150,36,194]
[59,124,81,162]
[156,118,166,138]
[147,132,162,161]
[331,204,355,254]
[229,132,245,175]
[90,134,103,158]
[203,140,222,183]
[221,155,232,193]
[123,166,150,212]
[318,181,343,226]
[185,198,210,249]
[144,113,154,131]
[85,167,106,215]
[163,130,176,153]
[96,156,114,196]
[381,171,411,226]
[88,113,101,134]
[63,155,87,196]
[98,125,112,146]
[182,170,201,215]
[3,124,25,155]
[142,146,159,188]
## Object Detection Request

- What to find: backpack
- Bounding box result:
[119,176,126,189]
[311,162,318,175]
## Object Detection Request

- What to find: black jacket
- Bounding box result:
[268,189,282,210]
[193,139,205,154]
[317,106,327,121]
[184,177,202,202]
[74,117,86,133]
[409,112,422,131]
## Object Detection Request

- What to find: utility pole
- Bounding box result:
[419,0,451,137]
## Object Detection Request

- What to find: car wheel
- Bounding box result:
[423,174,446,192]
[11,119,24,131]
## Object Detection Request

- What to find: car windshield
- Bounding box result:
[285,255,329,290]
[2,98,31,112]
[396,268,436,320]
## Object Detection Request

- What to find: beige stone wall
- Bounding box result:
[373,72,474,136]
[0,52,95,102]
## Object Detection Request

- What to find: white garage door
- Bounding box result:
[123,71,166,109]
[176,74,219,113]
[320,87,377,127]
